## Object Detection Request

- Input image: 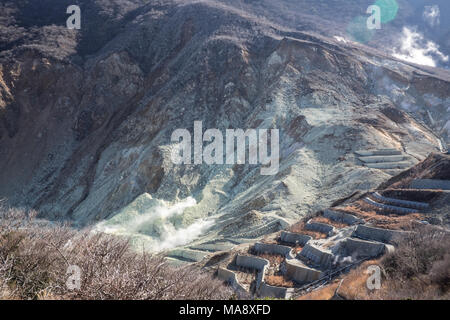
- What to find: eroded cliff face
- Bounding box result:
[0,0,449,251]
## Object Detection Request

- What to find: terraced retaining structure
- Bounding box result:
[364,197,418,214]
[323,209,363,225]
[359,155,406,163]
[217,267,247,293]
[355,149,412,170]
[235,255,269,290]
[410,179,450,190]
[300,243,333,268]
[253,243,293,258]
[285,259,322,284]
[353,225,409,244]
[280,231,311,246]
[167,248,208,262]
[305,221,335,235]
[343,237,388,258]
[371,192,429,209]
[355,149,402,156]
[259,282,294,299]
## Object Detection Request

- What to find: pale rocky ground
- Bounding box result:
[0,1,449,257]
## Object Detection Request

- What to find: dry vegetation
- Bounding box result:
[265,275,294,288]
[378,225,450,299]
[339,201,424,230]
[289,222,328,239]
[310,216,348,229]
[0,207,232,300]
[254,253,284,268]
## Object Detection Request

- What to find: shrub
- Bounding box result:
[379,225,450,298]
[0,206,232,300]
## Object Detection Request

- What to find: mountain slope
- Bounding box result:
[0,0,449,252]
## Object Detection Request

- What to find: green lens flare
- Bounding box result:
[346,16,376,44]
[374,0,399,23]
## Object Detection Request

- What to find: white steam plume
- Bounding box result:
[392,27,448,67]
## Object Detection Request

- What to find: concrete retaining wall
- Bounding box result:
[280,231,311,246]
[259,282,294,299]
[323,209,363,225]
[285,259,322,284]
[355,149,402,156]
[217,267,247,292]
[344,237,386,258]
[365,161,410,169]
[235,255,269,289]
[305,221,334,235]
[300,243,333,268]
[236,255,269,271]
[364,197,417,214]
[372,192,429,209]
[353,225,408,244]
[359,155,405,163]
[253,243,292,257]
[411,179,450,190]
[167,249,207,262]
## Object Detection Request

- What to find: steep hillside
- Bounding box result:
[0,0,449,253]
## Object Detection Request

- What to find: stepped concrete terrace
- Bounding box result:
[215,169,447,299]
[355,149,403,156]
[363,197,419,214]
[355,149,415,171]
[371,192,429,210]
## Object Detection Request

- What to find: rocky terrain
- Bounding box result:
[0,0,449,257]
